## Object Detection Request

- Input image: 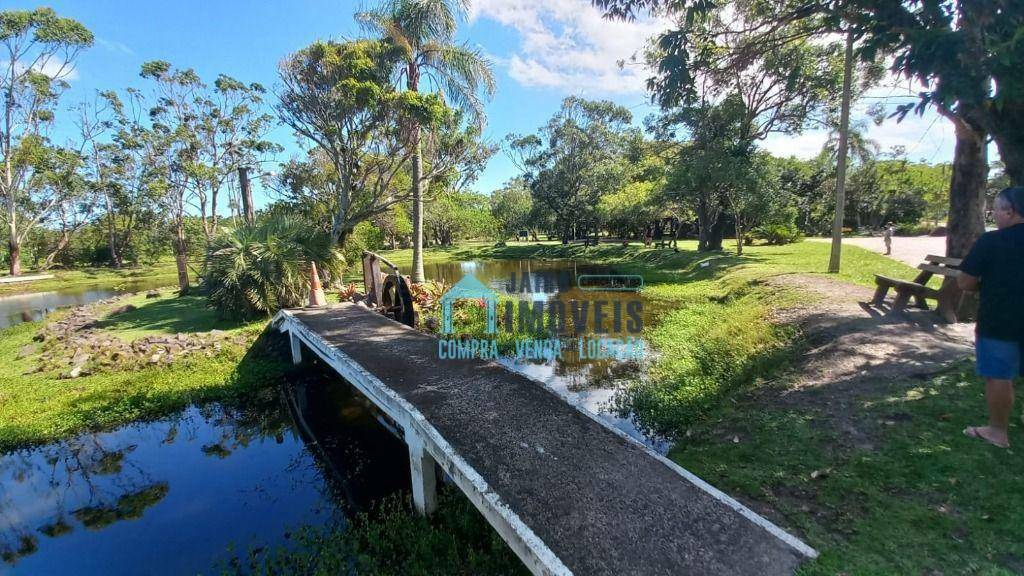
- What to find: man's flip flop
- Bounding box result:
[963,426,1009,448]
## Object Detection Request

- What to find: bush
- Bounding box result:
[203,215,344,319]
[754,223,803,245]
[895,223,932,236]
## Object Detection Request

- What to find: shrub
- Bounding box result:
[203,215,344,319]
[754,223,804,245]
[895,223,933,236]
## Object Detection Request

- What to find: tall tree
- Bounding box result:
[509,97,635,244]
[140,61,202,294]
[1,8,92,275]
[638,3,849,250]
[100,89,167,267]
[595,0,1024,262]
[356,0,495,283]
[489,178,533,241]
[191,75,278,239]
[276,39,473,248]
[653,95,752,251]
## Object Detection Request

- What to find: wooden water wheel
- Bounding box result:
[381,274,416,327]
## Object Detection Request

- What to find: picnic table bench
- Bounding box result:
[873,254,966,321]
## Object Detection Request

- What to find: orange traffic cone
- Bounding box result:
[308,261,327,307]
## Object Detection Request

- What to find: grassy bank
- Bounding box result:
[0,294,289,451]
[676,364,1023,574]
[383,240,917,436]
[0,259,180,296]
[377,240,1022,574]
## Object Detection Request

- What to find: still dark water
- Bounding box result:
[0,280,172,330]
[424,259,668,452]
[423,258,608,294]
[0,258,666,574]
[0,367,409,575]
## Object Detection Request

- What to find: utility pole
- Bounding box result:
[828,30,855,273]
[237,166,255,225]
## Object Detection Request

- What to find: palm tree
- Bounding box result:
[356,0,495,283]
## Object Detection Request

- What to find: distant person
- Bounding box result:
[883,222,895,255]
[959,186,1024,448]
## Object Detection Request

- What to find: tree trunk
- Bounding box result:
[946,118,988,259]
[696,196,722,252]
[8,236,20,276]
[104,192,122,268]
[238,167,255,225]
[7,204,20,275]
[174,222,190,295]
[939,112,988,323]
[707,217,725,251]
[410,125,425,283]
[828,30,855,273]
[42,232,70,270]
[992,126,1024,186]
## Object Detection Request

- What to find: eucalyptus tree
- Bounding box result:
[356,0,495,283]
[489,178,533,241]
[191,75,278,238]
[88,89,166,267]
[139,61,203,293]
[277,39,473,248]
[1,8,93,275]
[509,97,635,244]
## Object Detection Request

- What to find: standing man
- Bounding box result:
[959,187,1024,448]
[883,222,895,256]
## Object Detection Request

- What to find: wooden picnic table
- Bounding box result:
[873,254,968,322]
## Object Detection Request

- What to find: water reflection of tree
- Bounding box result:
[0,397,295,565]
[0,432,161,564]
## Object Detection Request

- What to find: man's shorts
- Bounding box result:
[976,337,1024,380]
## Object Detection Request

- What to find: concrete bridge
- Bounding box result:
[273,303,817,575]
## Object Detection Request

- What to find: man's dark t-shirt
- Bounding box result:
[959,223,1024,342]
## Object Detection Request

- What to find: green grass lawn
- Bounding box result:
[94,291,252,341]
[3,238,1006,574]
[0,259,181,296]
[0,295,288,452]
[383,239,917,436]
[377,239,1022,574]
[676,364,1023,575]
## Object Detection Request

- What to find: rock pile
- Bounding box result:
[31,295,249,379]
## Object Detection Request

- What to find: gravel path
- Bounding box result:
[809,236,948,267]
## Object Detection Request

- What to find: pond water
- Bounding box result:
[0,257,666,573]
[0,280,172,330]
[0,367,409,575]
[425,259,668,452]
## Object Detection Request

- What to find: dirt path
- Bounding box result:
[765,273,974,449]
[808,235,948,267]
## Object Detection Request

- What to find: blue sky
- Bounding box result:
[10,1,967,209]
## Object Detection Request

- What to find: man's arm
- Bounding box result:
[957,233,988,292]
[958,271,980,292]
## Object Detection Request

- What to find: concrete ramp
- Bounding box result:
[275,304,816,575]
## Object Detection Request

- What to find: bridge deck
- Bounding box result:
[277,304,815,575]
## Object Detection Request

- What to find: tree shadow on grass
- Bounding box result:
[95,295,246,335]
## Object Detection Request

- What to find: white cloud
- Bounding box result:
[2,58,79,82]
[97,37,134,56]
[762,76,957,163]
[36,58,79,82]
[470,0,668,95]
